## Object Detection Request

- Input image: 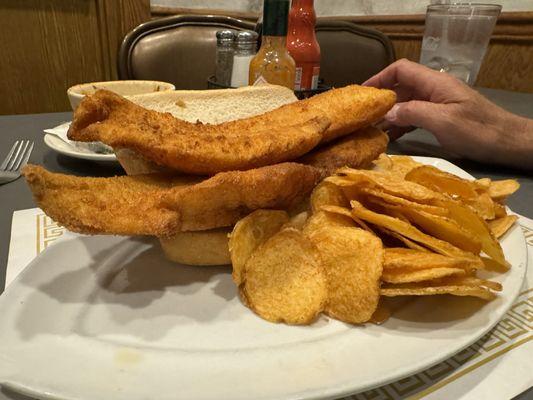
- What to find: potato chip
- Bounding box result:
[360,187,449,216]
[383,248,478,271]
[331,169,503,269]
[328,169,443,204]
[320,205,374,233]
[371,153,393,172]
[243,228,327,324]
[473,192,496,220]
[229,209,289,285]
[389,155,423,178]
[382,267,466,284]
[489,215,518,239]
[372,155,422,178]
[405,165,478,200]
[405,165,496,219]
[481,256,509,272]
[370,200,481,254]
[310,180,348,213]
[438,275,502,291]
[380,285,496,300]
[305,225,383,324]
[438,199,508,269]
[350,200,482,265]
[475,177,491,189]
[368,201,410,222]
[488,179,520,202]
[494,203,507,218]
[303,209,354,235]
[377,227,431,252]
[369,301,391,325]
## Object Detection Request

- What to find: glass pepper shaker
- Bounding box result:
[215,30,235,87]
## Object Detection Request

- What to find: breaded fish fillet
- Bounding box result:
[68,90,329,175]
[222,85,396,144]
[23,163,319,236]
[298,126,389,178]
[68,85,395,174]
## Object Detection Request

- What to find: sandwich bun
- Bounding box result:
[159,228,231,266]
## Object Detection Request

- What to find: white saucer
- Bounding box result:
[43,122,117,163]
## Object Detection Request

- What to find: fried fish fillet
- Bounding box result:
[68,90,329,175]
[68,85,395,174]
[23,163,320,236]
[222,84,396,144]
[298,126,389,178]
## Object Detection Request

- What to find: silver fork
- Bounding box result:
[0,140,34,185]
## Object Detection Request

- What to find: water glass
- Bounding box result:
[420,3,501,85]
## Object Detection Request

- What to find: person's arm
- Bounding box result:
[364,59,533,170]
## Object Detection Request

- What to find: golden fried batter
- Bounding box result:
[222,84,396,144]
[68,90,329,175]
[68,85,395,174]
[298,126,389,178]
[162,163,320,231]
[23,163,319,236]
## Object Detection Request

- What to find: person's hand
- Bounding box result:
[364,59,533,169]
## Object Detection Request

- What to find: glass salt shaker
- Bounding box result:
[230,30,259,88]
[215,30,235,87]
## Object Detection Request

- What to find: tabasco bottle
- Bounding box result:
[248,0,296,89]
[287,0,321,90]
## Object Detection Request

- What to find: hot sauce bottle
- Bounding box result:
[287,0,321,91]
[248,0,296,89]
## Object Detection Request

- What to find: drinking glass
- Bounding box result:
[419,3,501,85]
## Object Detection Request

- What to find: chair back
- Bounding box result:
[119,15,255,89]
[119,15,395,89]
[316,20,395,87]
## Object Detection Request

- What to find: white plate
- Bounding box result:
[0,157,527,400]
[44,131,117,163]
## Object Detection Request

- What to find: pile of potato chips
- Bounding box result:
[228,155,520,325]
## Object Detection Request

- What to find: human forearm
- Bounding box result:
[497,114,533,170]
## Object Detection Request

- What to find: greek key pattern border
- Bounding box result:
[348,289,532,400]
[348,223,532,400]
[36,213,65,255]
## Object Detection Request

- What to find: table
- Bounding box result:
[0,88,532,400]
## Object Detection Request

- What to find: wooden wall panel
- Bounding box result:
[326,12,533,93]
[99,0,152,80]
[0,1,105,115]
[0,0,150,115]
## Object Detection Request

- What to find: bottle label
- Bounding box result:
[311,66,320,90]
[294,67,303,91]
[295,64,320,90]
[252,75,269,86]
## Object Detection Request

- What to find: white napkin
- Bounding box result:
[5,208,533,399]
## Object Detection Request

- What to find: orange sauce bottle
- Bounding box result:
[249,0,296,89]
[287,0,321,90]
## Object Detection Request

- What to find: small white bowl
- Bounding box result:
[67,80,175,110]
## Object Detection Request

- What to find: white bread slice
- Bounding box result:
[129,84,297,124]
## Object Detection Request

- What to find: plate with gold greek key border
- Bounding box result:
[0,157,527,400]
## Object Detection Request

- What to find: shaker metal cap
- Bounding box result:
[235,30,259,44]
[216,29,235,43]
